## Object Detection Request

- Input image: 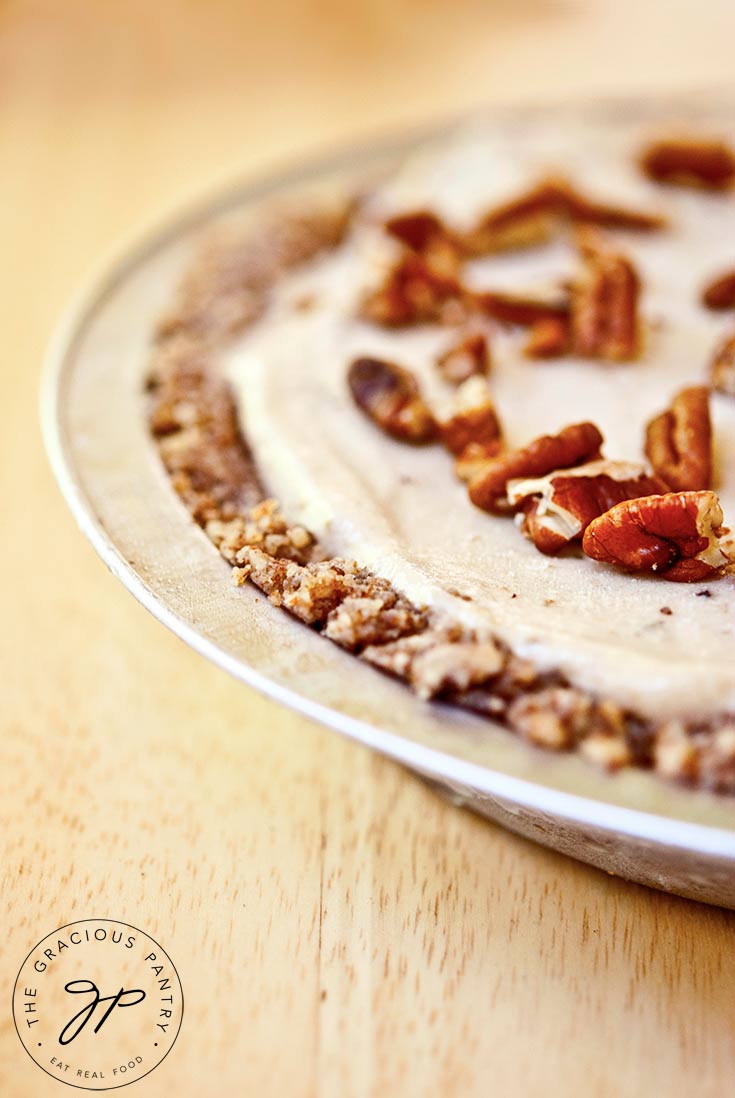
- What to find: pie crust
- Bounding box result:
[147,119,735,792]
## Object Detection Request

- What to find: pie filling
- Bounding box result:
[148,116,735,792]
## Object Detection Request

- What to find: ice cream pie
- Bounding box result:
[147,119,735,791]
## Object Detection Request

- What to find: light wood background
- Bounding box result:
[2,2,735,1095]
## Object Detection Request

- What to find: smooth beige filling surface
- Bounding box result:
[225,118,735,723]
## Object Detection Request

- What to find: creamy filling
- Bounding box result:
[225,117,735,723]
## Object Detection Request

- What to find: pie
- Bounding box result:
[147,115,735,792]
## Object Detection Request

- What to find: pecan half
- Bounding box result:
[640,137,735,189]
[439,377,503,466]
[462,180,566,255]
[582,491,734,582]
[711,329,735,396]
[472,290,569,328]
[436,331,491,384]
[523,315,571,358]
[571,229,640,360]
[468,421,603,512]
[645,385,712,491]
[702,269,735,311]
[462,177,662,255]
[507,460,667,554]
[360,254,462,327]
[348,357,437,443]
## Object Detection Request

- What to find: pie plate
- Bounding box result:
[42,93,735,907]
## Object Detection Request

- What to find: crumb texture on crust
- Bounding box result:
[147,198,735,794]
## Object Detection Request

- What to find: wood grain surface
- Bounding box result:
[1,2,735,1095]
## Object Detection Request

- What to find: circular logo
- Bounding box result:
[12,919,183,1090]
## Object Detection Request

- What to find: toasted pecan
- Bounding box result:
[462,177,662,256]
[360,254,462,327]
[645,386,712,491]
[508,460,668,555]
[523,315,571,359]
[436,331,491,384]
[582,491,733,581]
[710,329,735,396]
[640,137,735,189]
[702,269,735,311]
[467,421,603,513]
[348,357,437,443]
[439,377,503,462]
[571,228,641,360]
[472,290,569,328]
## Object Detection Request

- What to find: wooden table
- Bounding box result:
[2,2,734,1094]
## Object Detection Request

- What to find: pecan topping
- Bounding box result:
[383,210,462,277]
[523,315,571,359]
[348,357,437,443]
[439,377,503,463]
[582,491,734,582]
[645,385,712,491]
[702,269,735,311]
[436,331,490,384]
[507,460,667,555]
[463,176,663,255]
[385,210,449,252]
[562,185,665,232]
[472,290,569,328]
[571,229,640,360]
[468,421,603,512]
[462,180,565,254]
[640,137,735,189]
[711,329,735,396]
[360,254,462,326]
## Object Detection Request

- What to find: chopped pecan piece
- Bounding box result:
[348,357,437,443]
[710,329,735,396]
[582,491,734,582]
[207,499,316,565]
[436,331,490,384]
[384,210,462,277]
[324,594,427,652]
[385,210,449,251]
[507,460,667,554]
[645,385,712,491]
[571,229,641,360]
[468,421,603,513]
[640,137,735,189]
[362,626,505,700]
[523,315,571,359]
[439,377,503,466]
[507,687,592,750]
[360,254,462,326]
[702,269,735,310]
[472,290,569,327]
